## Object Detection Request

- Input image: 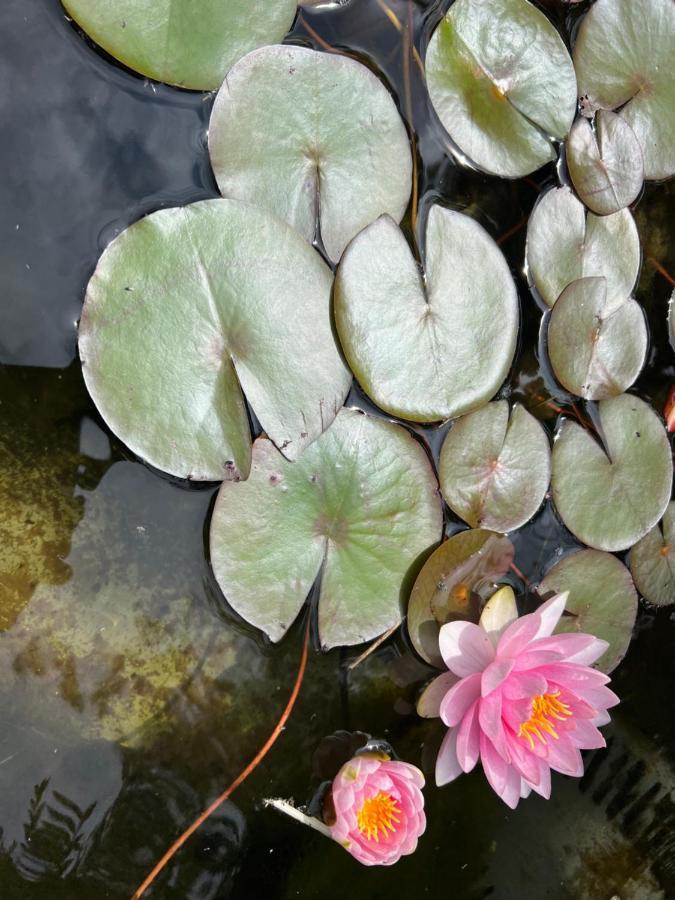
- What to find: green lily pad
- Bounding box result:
[78,199,351,482]
[425,0,577,177]
[407,529,514,667]
[573,0,675,180]
[209,408,443,650]
[566,110,644,216]
[334,206,518,421]
[208,45,411,263]
[438,401,550,533]
[62,0,297,90]
[551,394,672,551]
[548,277,648,400]
[539,549,638,673]
[526,186,640,312]
[630,502,675,607]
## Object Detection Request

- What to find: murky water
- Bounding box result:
[1,1,673,897]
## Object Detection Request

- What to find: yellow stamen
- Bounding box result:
[518,690,573,750]
[356,792,401,842]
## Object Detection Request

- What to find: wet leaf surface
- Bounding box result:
[208,45,411,263]
[629,502,674,607]
[210,408,442,649]
[334,206,518,421]
[78,199,350,481]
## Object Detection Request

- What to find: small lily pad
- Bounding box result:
[334,206,518,421]
[425,0,577,177]
[438,401,550,533]
[548,277,648,400]
[539,549,638,672]
[79,200,351,481]
[630,502,675,607]
[210,408,443,650]
[551,394,672,551]
[208,45,411,263]
[407,529,514,667]
[566,111,644,216]
[62,0,298,90]
[526,186,640,312]
[573,0,675,180]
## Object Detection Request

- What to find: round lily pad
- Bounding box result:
[78,199,351,481]
[630,502,674,607]
[208,45,412,264]
[566,111,644,216]
[573,0,675,180]
[209,408,443,650]
[425,0,577,177]
[334,206,518,421]
[539,549,638,673]
[525,186,640,312]
[438,401,550,533]
[548,277,648,400]
[62,0,298,90]
[407,529,514,667]
[551,394,672,551]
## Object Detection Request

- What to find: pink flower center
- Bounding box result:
[518,690,573,749]
[356,792,400,842]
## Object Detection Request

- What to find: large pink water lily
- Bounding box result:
[330,754,426,865]
[419,590,619,808]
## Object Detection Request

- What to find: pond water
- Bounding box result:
[0,1,673,898]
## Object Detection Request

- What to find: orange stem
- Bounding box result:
[132,620,311,899]
[647,256,675,288]
[298,14,337,54]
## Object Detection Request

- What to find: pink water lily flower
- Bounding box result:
[419,588,619,808]
[330,754,426,865]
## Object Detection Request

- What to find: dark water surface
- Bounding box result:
[1,1,673,898]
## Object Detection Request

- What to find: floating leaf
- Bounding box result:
[573,0,675,180]
[334,207,518,421]
[407,529,514,666]
[209,408,442,650]
[425,0,577,177]
[62,0,297,90]
[629,502,674,607]
[566,111,644,216]
[525,186,640,312]
[208,45,411,263]
[551,395,672,551]
[539,549,638,673]
[78,199,351,481]
[548,277,647,400]
[438,401,550,532]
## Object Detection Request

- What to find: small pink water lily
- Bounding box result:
[419,587,619,808]
[330,754,426,865]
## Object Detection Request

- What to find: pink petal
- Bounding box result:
[537,662,610,690]
[503,671,547,700]
[546,738,584,777]
[529,633,607,664]
[440,673,481,727]
[593,709,611,727]
[565,638,610,667]
[568,719,606,750]
[456,701,480,773]
[501,764,522,809]
[435,727,462,786]
[520,780,532,799]
[438,620,495,677]
[478,692,509,760]
[533,592,568,638]
[496,612,541,659]
[506,731,541,785]
[417,671,460,718]
[479,732,508,795]
[512,650,563,671]
[527,759,551,799]
[481,657,515,696]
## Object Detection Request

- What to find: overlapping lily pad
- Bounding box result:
[630,503,674,607]
[62,0,298,90]
[438,401,550,532]
[78,199,351,481]
[548,277,647,400]
[551,395,672,551]
[407,529,514,666]
[209,408,443,650]
[208,45,412,263]
[539,549,638,672]
[334,206,518,421]
[526,186,640,311]
[566,111,644,216]
[574,0,675,180]
[425,0,577,177]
